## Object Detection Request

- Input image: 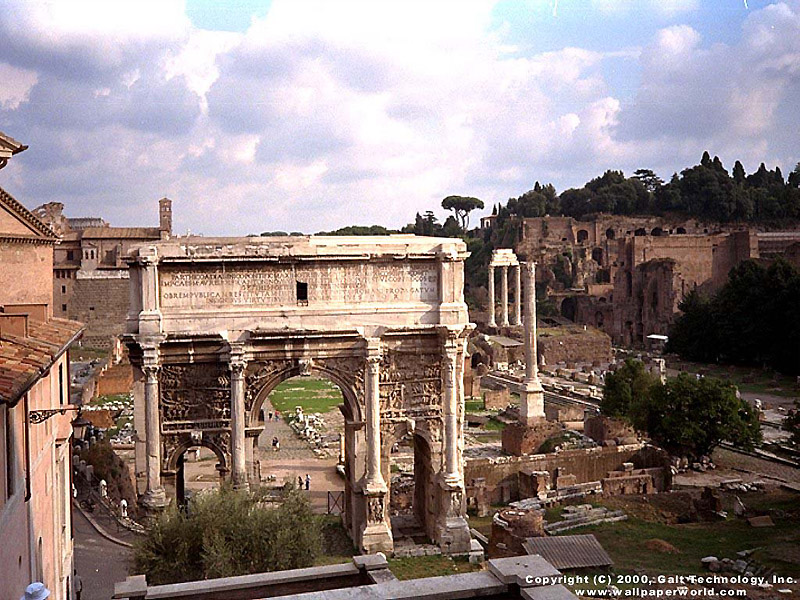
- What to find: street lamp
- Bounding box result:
[71,412,91,441]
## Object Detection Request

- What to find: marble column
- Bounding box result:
[521,262,545,424]
[442,339,460,485]
[229,352,248,490]
[360,343,392,554]
[364,355,385,492]
[487,265,497,327]
[141,349,166,510]
[500,265,509,326]
[514,264,522,326]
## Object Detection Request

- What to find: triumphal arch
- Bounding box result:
[124,235,473,554]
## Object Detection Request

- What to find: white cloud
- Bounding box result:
[0,62,38,109]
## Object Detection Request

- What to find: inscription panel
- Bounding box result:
[159,262,439,310]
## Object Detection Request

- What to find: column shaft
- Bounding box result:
[488,265,496,327]
[364,355,385,492]
[443,343,460,483]
[522,262,545,423]
[142,358,166,507]
[500,265,509,326]
[230,357,248,490]
[514,264,522,325]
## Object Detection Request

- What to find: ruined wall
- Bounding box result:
[538,327,611,366]
[68,274,129,349]
[465,444,670,504]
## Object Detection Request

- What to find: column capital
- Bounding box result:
[142,363,160,381]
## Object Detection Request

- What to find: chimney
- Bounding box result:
[159,197,172,236]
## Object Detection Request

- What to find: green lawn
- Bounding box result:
[88,393,131,407]
[561,493,800,577]
[388,555,481,580]
[465,399,484,412]
[268,377,344,415]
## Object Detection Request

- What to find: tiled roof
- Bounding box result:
[523,534,613,571]
[0,185,59,240]
[0,318,83,405]
[80,226,162,239]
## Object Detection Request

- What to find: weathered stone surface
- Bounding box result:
[502,421,564,457]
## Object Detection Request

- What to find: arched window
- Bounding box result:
[577,229,589,243]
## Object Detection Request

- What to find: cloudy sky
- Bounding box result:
[0,0,798,235]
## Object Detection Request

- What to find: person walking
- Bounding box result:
[272,436,278,452]
[74,570,83,600]
[298,476,303,489]
[305,473,310,490]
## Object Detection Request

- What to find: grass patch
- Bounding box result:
[388,555,481,580]
[572,506,800,577]
[314,516,356,566]
[268,377,343,415]
[88,393,131,407]
[465,399,484,412]
[483,418,506,431]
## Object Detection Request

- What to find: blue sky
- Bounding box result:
[0,0,797,235]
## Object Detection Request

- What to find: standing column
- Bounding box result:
[442,338,461,485]
[487,265,496,327]
[521,262,545,424]
[229,351,248,491]
[364,354,385,492]
[514,263,522,326]
[141,348,166,509]
[500,264,509,326]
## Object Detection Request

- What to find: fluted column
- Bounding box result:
[141,347,166,509]
[500,265,509,326]
[488,265,496,327]
[229,350,248,490]
[514,264,522,326]
[521,262,545,424]
[364,352,385,492]
[442,337,461,485]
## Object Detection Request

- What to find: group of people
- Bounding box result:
[298,474,311,490]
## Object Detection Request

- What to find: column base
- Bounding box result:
[232,479,250,492]
[140,487,168,513]
[435,516,472,554]
[520,378,545,426]
[360,521,394,555]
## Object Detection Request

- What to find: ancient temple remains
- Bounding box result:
[487,249,521,327]
[124,235,473,554]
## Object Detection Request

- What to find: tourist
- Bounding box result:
[298,476,303,488]
[20,582,50,600]
[268,411,273,421]
[74,570,83,600]
[274,411,280,421]
[120,498,128,519]
[305,474,310,490]
[272,437,279,452]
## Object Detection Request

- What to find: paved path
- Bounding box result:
[256,399,318,460]
[73,505,132,600]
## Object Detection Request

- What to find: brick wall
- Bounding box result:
[465,444,670,504]
[68,275,129,349]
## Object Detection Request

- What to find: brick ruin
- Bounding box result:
[504,214,800,347]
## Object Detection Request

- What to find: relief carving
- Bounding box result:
[159,364,231,424]
[245,360,294,412]
[367,496,385,523]
[379,350,442,418]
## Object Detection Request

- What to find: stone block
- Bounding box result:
[502,421,564,457]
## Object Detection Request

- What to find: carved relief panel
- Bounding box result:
[245,360,294,413]
[379,348,442,421]
[159,363,231,427]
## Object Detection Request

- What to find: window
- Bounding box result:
[296,281,308,305]
[66,250,74,261]
[61,304,67,313]
[59,363,65,406]
[4,405,15,500]
[61,285,66,294]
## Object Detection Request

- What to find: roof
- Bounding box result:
[0,317,84,405]
[488,335,524,348]
[0,131,28,162]
[522,534,613,571]
[80,226,163,239]
[0,186,59,241]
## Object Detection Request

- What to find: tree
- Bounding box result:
[133,486,322,584]
[601,358,658,419]
[632,169,664,194]
[633,374,761,459]
[441,195,484,230]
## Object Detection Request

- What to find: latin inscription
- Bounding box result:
[160,263,439,309]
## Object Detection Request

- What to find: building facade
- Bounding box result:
[33,198,172,349]
[0,141,84,600]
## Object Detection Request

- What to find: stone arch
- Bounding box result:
[676,227,687,234]
[651,227,664,237]
[634,228,647,236]
[591,247,604,264]
[165,433,229,472]
[247,361,362,426]
[576,229,589,243]
[560,296,577,321]
[605,228,615,240]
